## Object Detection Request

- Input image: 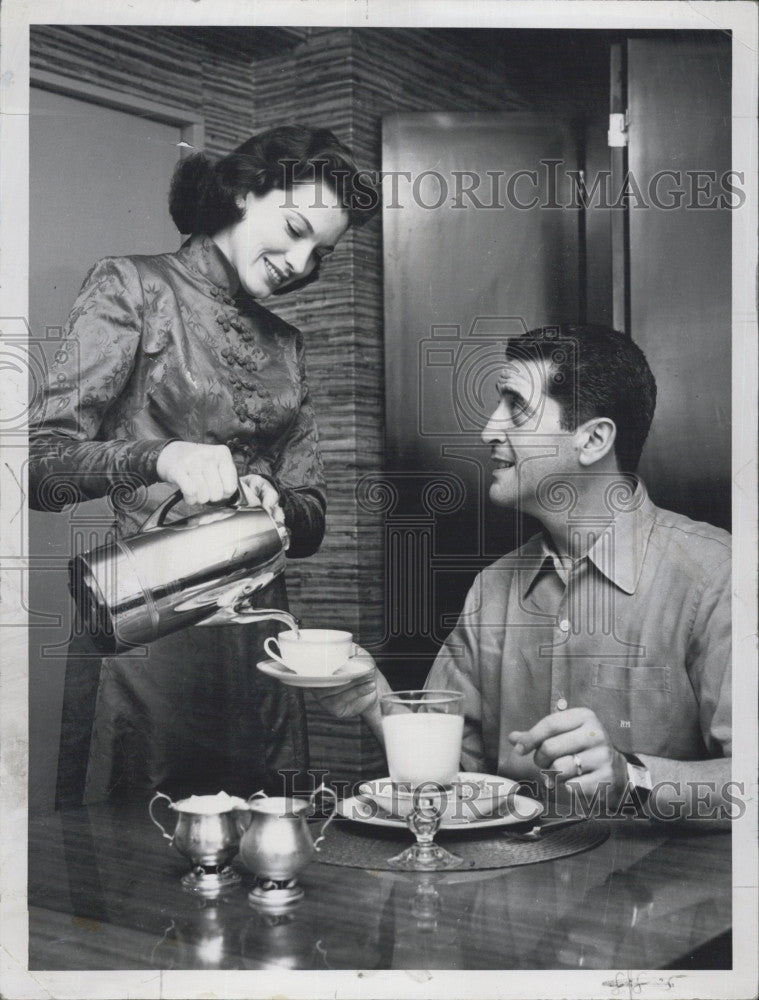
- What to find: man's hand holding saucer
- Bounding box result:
[312,655,392,743]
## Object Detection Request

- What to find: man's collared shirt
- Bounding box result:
[426,488,731,778]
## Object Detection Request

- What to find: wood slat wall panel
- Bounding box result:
[32,27,206,107]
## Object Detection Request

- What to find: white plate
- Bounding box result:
[358,772,521,821]
[256,653,374,689]
[337,792,543,830]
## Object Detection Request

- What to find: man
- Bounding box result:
[323,325,731,815]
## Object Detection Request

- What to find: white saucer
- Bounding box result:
[337,791,543,831]
[256,653,374,689]
[358,772,521,822]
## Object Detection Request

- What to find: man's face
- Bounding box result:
[481,356,581,518]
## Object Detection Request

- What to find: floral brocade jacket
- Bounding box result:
[28,235,327,553]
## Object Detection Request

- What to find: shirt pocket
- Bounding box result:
[589,662,671,755]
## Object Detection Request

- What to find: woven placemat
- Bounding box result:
[317,818,609,872]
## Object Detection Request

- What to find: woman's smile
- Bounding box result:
[263,256,288,287]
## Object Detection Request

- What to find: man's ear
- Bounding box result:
[577,417,617,466]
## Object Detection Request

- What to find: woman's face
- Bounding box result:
[213,180,350,299]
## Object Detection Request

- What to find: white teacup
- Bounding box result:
[264,628,356,676]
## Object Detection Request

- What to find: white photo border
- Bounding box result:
[1,2,756,999]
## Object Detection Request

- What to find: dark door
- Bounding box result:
[625,33,732,530]
[380,113,584,680]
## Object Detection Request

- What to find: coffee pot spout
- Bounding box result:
[230,608,300,632]
[196,591,300,632]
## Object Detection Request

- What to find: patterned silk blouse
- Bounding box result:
[29,235,324,806]
[28,234,326,553]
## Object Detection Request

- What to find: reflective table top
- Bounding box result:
[28,799,731,972]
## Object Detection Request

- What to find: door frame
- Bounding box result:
[27,74,205,814]
[30,68,204,151]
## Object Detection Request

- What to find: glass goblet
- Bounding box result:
[380,689,465,871]
[387,795,463,870]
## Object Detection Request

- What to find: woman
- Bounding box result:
[29,125,376,807]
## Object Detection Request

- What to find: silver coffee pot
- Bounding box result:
[69,486,296,652]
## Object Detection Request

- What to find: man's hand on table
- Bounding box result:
[509,706,628,806]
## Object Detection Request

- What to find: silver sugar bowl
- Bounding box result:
[238,784,338,909]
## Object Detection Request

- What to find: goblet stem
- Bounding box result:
[387,802,463,871]
[387,841,463,871]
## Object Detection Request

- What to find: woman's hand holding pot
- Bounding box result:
[239,473,285,525]
[156,441,239,505]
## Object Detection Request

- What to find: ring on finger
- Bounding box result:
[572,753,583,777]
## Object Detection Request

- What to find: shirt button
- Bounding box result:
[556,698,568,711]
[558,619,570,632]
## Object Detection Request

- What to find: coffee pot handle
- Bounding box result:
[140,479,249,533]
[149,791,175,842]
[140,491,184,532]
[309,783,339,852]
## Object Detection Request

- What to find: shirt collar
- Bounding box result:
[521,482,656,597]
[518,535,557,597]
[586,483,655,593]
[178,234,240,297]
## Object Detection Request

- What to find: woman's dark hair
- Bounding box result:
[169,124,378,238]
[504,324,657,474]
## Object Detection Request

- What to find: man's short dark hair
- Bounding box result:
[504,324,657,473]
